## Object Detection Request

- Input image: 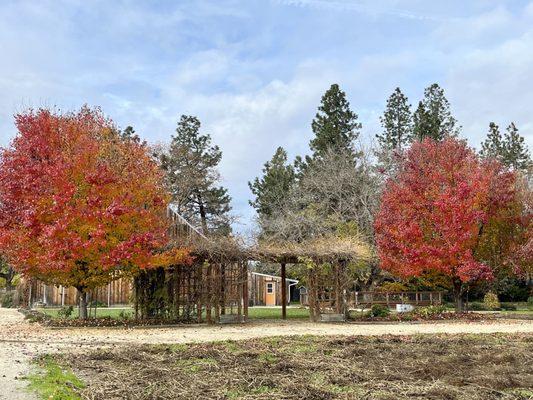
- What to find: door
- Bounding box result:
[265,282,276,306]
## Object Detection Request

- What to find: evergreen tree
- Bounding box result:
[480,122,531,171]
[309,83,361,158]
[376,87,413,151]
[502,122,531,171]
[159,115,232,235]
[480,122,504,162]
[249,147,295,219]
[412,83,459,141]
[121,125,139,142]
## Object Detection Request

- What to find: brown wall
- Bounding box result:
[29,278,132,306]
[248,273,292,306]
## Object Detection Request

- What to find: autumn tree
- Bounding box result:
[412,83,460,141]
[0,107,189,318]
[375,138,517,311]
[158,115,232,236]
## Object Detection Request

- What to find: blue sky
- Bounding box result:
[1,0,532,232]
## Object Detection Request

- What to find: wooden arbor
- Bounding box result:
[164,205,372,323]
[167,205,251,323]
[255,237,372,322]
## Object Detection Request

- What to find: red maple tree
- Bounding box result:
[374,138,517,310]
[0,107,191,318]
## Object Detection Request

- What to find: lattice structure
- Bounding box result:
[305,261,352,321]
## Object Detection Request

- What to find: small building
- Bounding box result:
[248,272,299,307]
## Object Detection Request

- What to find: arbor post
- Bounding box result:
[281,262,287,320]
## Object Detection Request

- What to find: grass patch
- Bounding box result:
[35,306,310,321]
[36,307,132,320]
[27,355,85,400]
[176,357,218,373]
[247,307,309,319]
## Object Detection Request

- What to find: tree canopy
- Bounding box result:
[159,115,232,236]
[248,146,295,222]
[0,107,190,317]
[309,83,361,159]
[375,137,518,310]
[480,122,531,171]
[412,83,460,141]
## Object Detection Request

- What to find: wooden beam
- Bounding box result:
[243,262,249,321]
[281,262,287,320]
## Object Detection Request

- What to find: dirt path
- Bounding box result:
[0,308,38,400]
[1,307,532,399]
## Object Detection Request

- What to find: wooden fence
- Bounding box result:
[27,278,132,307]
[300,290,443,310]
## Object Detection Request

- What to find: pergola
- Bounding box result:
[161,205,373,323]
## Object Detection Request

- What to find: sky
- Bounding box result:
[1,0,532,233]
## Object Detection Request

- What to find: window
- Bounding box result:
[267,283,274,294]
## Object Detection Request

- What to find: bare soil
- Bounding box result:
[61,334,533,399]
[1,307,533,399]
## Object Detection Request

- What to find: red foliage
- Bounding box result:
[375,138,517,286]
[0,107,191,291]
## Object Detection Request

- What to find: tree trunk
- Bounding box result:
[453,280,465,313]
[78,288,88,319]
[196,193,209,236]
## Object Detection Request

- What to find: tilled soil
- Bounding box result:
[61,334,533,400]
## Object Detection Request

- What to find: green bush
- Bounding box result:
[414,305,447,318]
[370,304,390,318]
[527,297,533,310]
[0,291,14,308]
[57,305,74,319]
[500,303,517,311]
[119,310,132,320]
[467,302,486,311]
[483,292,500,310]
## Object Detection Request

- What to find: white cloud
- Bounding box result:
[1,0,532,233]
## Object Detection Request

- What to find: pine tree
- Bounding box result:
[159,115,232,235]
[412,83,459,141]
[249,146,295,219]
[121,125,139,142]
[502,123,531,171]
[376,87,413,151]
[480,122,504,161]
[309,83,361,158]
[480,122,531,171]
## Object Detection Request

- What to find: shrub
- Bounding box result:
[468,302,487,311]
[370,304,390,318]
[0,291,14,308]
[500,303,517,311]
[527,297,533,310]
[483,292,500,310]
[119,310,132,320]
[414,305,447,318]
[89,300,108,308]
[57,305,74,319]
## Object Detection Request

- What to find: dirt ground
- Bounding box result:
[1,307,533,399]
[63,334,533,399]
